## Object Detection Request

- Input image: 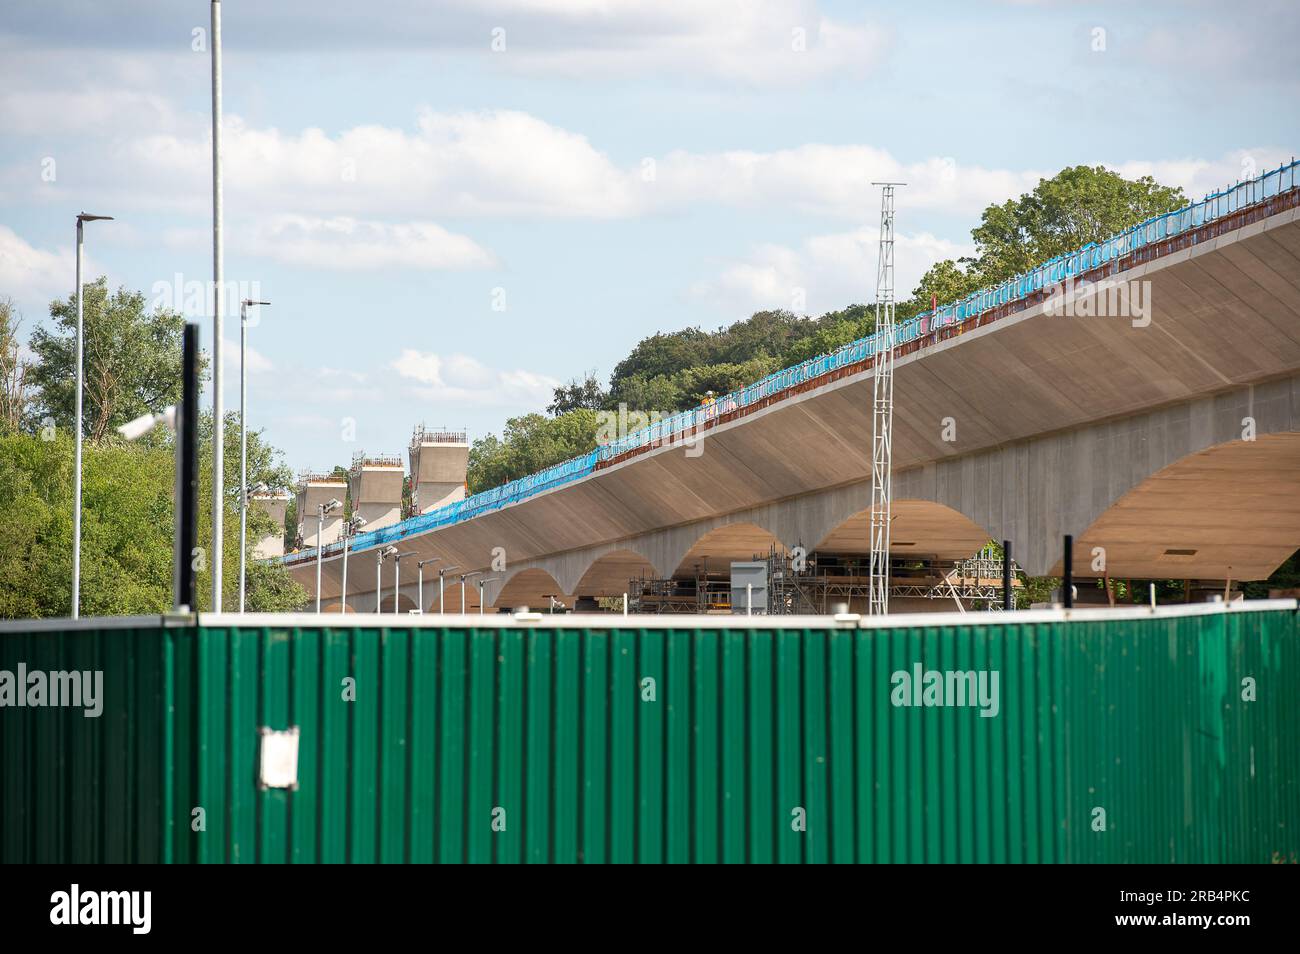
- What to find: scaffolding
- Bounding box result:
[628,567,733,614]
[627,544,1019,615]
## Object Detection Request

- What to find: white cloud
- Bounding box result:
[1106,148,1294,203]
[655,147,1046,219]
[0,225,84,309]
[489,3,889,85]
[690,228,974,316]
[221,338,274,374]
[0,86,181,137]
[2,2,889,86]
[246,216,497,271]
[392,348,560,407]
[71,109,1044,224]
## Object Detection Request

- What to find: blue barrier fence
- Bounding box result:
[293,158,1298,562]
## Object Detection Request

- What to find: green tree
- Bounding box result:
[29,277,197,442]
[193,411,303,612]
[0,409,306,619]
[0,431,174,617]
[972,165,1186,283]
[548,371,608,415]
[611,373,686,415]
[909,259,985,311]
[0,298,33,432]
[912,166,1187,309]
[467,410,598,494]
[778,305,875,367]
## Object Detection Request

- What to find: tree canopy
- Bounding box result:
[29,277,201,443]
[910,165,1187,308]
[0,278,304,618]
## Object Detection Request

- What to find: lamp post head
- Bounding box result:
[320,498,342,515]
[77,213,114,223]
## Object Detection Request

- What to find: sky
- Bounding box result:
[1,0,1297,476]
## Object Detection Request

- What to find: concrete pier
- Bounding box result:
[408,426,469,514]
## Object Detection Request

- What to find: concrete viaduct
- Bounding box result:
[285,198,1300,613]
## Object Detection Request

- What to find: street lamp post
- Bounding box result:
[71,212,113,619]
[340,515,366,615]
[210,0,226,613]
[460,571,482,614]
[375,546,396,613]
[393,552,417,615]
[237,298,270,613]
[477,577,499,615]
[417,558,439,614]
[314,497,341,613]
[438,565,459,614]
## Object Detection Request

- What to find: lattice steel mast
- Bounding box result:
[868,182,904,615]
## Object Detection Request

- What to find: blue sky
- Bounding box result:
[1,0,1296,475]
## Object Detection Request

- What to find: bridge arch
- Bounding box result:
[812,499,994,561]
[666,521,788,580]
[493,567,568,611]
[572,549,658,597]
[429,580,484,614]
[1057,433,1300,582]
[378,592,419,614]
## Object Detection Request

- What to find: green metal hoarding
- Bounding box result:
[2,601,1297,863]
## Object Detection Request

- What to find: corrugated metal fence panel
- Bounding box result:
[183,609,1299,864]
[0,623,172,863]
[3,607,1297,863]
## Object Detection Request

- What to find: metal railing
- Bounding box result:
[350,450,403,472]
[288,159,1298,564]
[410,424,468,447]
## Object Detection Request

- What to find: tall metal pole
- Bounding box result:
[392,555,401,615]
[71,213,111,618]
[72,218,84,619]
[210,0,225,611]
[1002,539,1013,611]
[1063,534,1074,609]
[237,298,269,614]
[417,558,439,615]
[175,324,200,612]
[438,565,458,614]
[314,507,324,613]
[375,553,382,614]
[238,301,247,612]
[340,532,349,614]
[868,182,904,616]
